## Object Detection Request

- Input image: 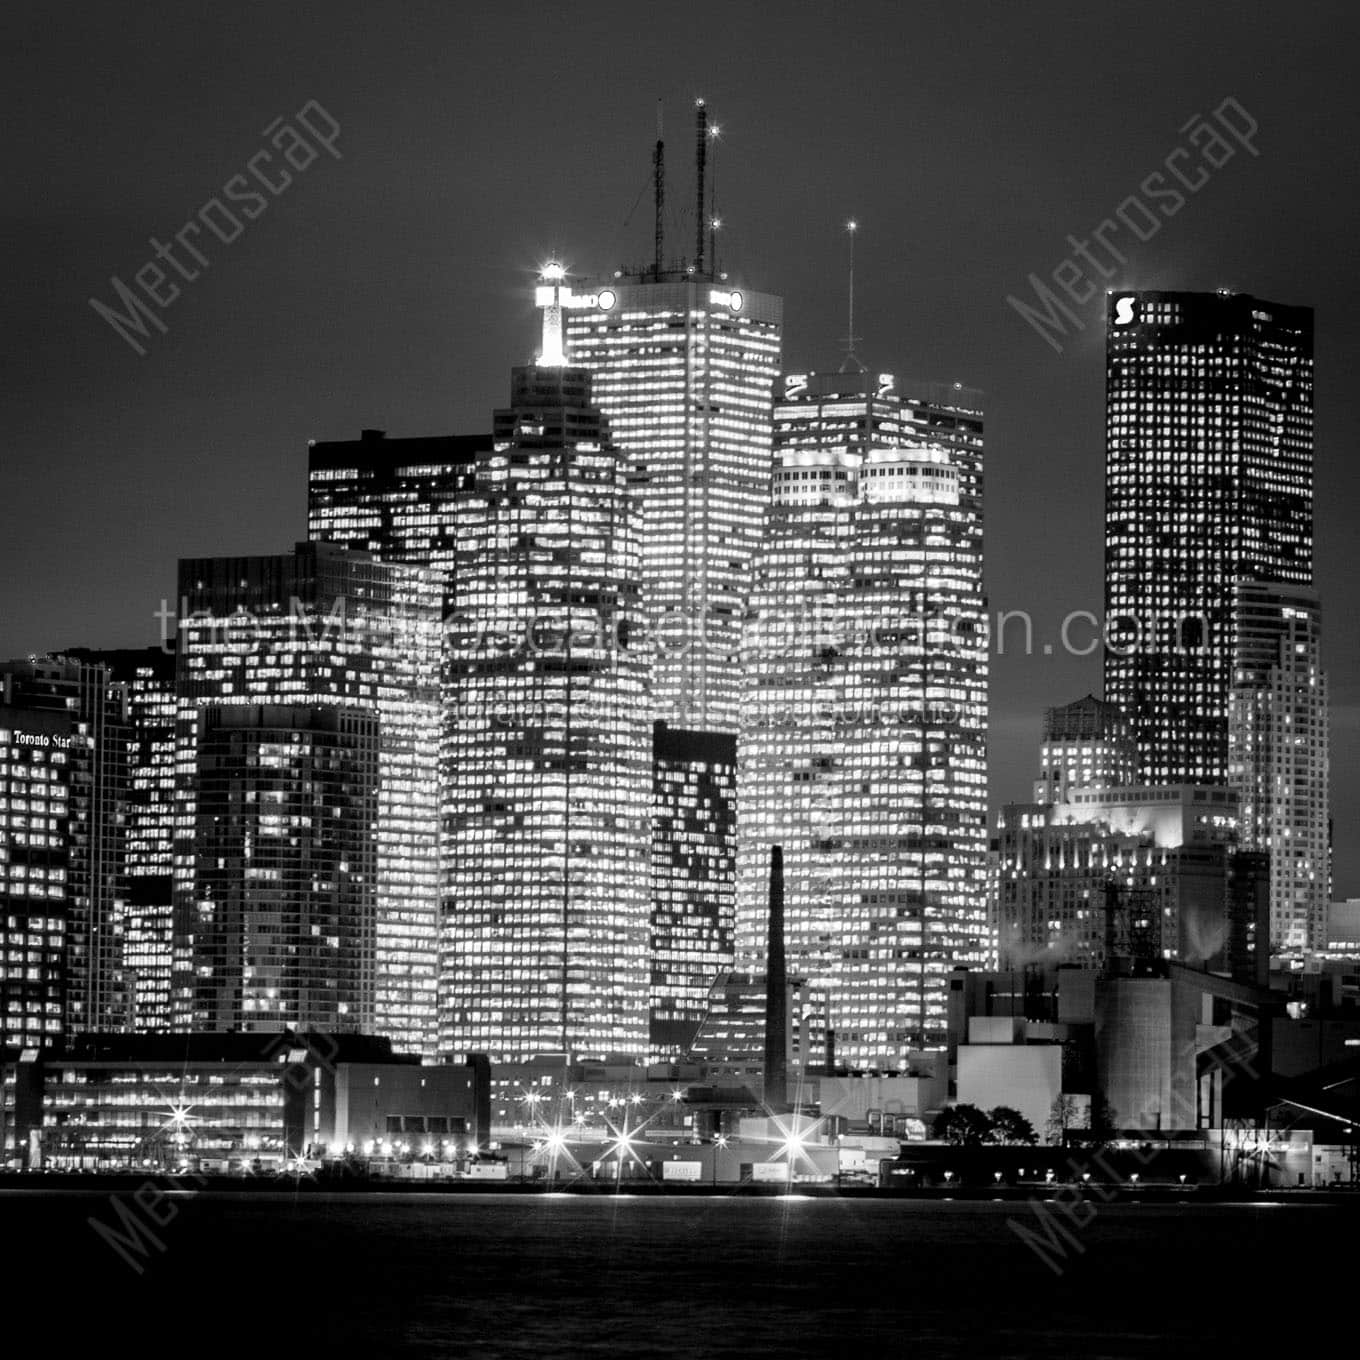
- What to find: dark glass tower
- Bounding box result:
[649,722,736,1057]
[307,430,487,582]
[1103,290,1313,785]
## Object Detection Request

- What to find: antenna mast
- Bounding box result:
[707,117,720,274]
[840,218,865,372]
[653,100,665,279]
[694,97,707,274]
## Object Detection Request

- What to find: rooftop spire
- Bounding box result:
[536,261,567,367]
[840,218,865,373]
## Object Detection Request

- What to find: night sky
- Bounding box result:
[4,1,1357,894]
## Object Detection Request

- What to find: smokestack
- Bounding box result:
[694,98,707,275]
[763,844,788,1109]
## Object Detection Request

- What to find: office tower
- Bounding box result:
[738,369,989,1064]
[187,705,379,1033]
[1104,290,1314,784]
[1034,694,1137,802]
[441,359,650,1063]
[1229,581,1329,949]
[65,646,177,1031]
[0,698,72,1051]
[307,429,487,581]
[0,658,129,1041]
[558,263,782,732]
[995,784,1253,973]
[173,542,441,1053]
[649,722,736,1057]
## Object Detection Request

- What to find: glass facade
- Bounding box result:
[1104,290,1315,785]
[562,274,783,733]
[737,371,988,1063]
[0,703,72,1050]
[1,658,129,1040]
[188,705,379,1032]
[1229,581,1329,949]
[172,542,442,1055]
[307,430,486,584]
[649,722,736,1057]
[441,365,651,1063]
[66,647,178,1032]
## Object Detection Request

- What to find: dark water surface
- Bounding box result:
[1,1191,1346,1357]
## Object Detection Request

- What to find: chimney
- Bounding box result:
[763,844,788,1109]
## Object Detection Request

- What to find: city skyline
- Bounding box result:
[6,3,1356,897]
[5,11,1360,1356]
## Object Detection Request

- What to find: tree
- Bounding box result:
[1045,1094,1086,1145]
[987,1106,1038,1146]
[932,1103,992,1146]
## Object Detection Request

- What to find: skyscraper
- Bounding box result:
[441,358,651,1063]
[559,265,782,732]
[0,657,130,1041]
[307,429,486,582]
[65,646,177,1032]
[1104,289,1314,784]
[649,722,736,1057]
[172,542,442,1052]
[0,697,73,1051]
[737,369,989,1064]
[187,704,379,1033]
[1229,581,1329,949]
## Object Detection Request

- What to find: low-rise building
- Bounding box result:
[2,1032,488,1169]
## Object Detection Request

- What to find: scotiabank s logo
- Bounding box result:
[1113,296,1137,326]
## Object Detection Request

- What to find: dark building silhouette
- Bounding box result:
[649,722,736,1057]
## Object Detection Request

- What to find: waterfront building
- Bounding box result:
[737,368,989,1065]
[440,346,651,1064]
[2,1032,486,1170]
[172,542,442,1054]
[187,705,379,1033]
[65,646,177,1031]
[0,657,129,1042]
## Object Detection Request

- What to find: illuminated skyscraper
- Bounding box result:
[172,542,442,1053]
[188,705,379,1033]
[307,429,486,582]
[66,646,177,1031]
[650,722,736,1056]
[559,267,782,732]
[0,657,130,1041]
[737,369,989,1063]
[441,351,651,1063]
[1104,290,1314,784]
[1229,581,1329,949]
[0,693,75,1050]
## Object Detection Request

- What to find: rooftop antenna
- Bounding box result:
[653,100,665,279]
[707,117,721,275]
[694,97,707,275]
[840,218,865,372]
